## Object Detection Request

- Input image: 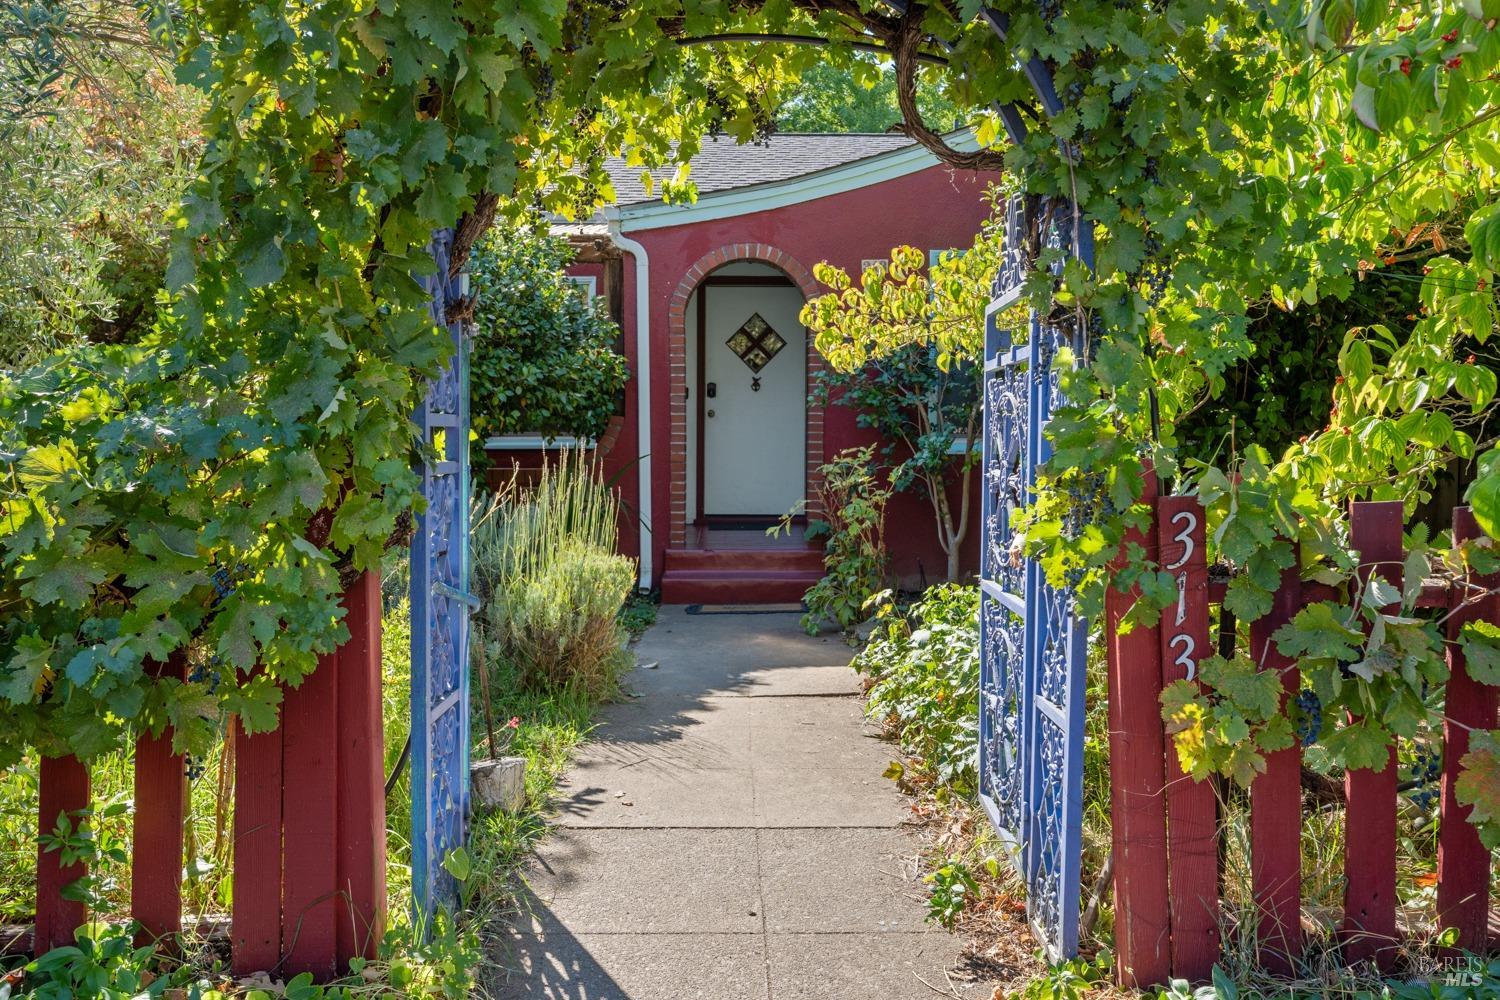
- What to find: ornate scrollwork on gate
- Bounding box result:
[410,229,478,925]
[978,194,1090,963]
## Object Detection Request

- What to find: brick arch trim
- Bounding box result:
[665,243,826,548]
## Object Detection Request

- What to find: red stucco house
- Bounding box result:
[487,133,996,603]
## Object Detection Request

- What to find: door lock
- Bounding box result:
[706,382,717,398]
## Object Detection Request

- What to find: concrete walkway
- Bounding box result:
[494,606,990,999]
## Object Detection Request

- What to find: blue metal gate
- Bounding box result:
[410,229,477,922]
[978,193,1094,961]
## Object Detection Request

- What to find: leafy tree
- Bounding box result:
[0,5,200,365]
[777,56,958,134]
[803,220,1006,582]
[1175,254,1433,462]
[2,0,987,764]
[468,220,628,461]
[812,347,979,582]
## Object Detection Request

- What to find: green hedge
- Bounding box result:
[469,221,628,458]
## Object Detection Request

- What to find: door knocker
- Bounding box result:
[751,376,762,392]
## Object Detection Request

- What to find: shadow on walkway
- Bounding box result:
[489,607,993,1000]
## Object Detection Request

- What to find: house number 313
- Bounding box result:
[1165,509,1198,682]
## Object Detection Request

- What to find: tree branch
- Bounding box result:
[892,3,1006,172]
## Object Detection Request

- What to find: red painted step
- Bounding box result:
[660,545,823,604]
[664,547,824,573]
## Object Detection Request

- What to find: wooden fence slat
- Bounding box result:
[1156,496,1219,980]
[1438,507,1498,952]
[1342,501,1403,967]
[1105,471,1171,988]
[35,754,90,953]
[132,655,187,947]
[1250,566,1302,975]
[335,570,387,963]
[232,710,283,974]
[280,647,341,979]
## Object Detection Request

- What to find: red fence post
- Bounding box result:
[132,654,187,947]
[1437,507,1499,952]
[335,570,387,962]
[1342,501,1402,967]
[1250,564,1302,975]
[229,575,386,980]
[281,645,341,979]
[232,709,284,974]
[1156,496,1219,980]
[1106,472,1171,988]
[35,754,90,953]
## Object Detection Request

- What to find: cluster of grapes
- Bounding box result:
[1063,473,1109,524]
[185,754,207,781]
[1406,749,1443,811]
[536,64,555,103]
[210,563,241,611]
[1294,688,1322,747]
[210,566,236,606]
[187,658,223,695]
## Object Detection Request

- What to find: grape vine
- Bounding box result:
[2,0,1499,848]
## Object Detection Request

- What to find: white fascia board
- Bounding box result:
[483,434,594,450]
[616,132,981,233]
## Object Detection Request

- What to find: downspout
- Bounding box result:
[604,207,653,590]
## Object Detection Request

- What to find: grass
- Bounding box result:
[376,590,608,995]
[462,675,598,915]
[0,735,238,926]
[458,452,637,989]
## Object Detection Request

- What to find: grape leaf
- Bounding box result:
[1461,620,1500,686]
[1457,730,1500,850]
[0,637,53,705]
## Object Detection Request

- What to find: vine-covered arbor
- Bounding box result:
[5,0,1500,989]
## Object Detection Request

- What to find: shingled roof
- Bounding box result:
[604,133,917,206]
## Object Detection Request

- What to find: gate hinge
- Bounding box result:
[434,582,480,612]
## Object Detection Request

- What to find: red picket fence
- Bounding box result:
[1108,484,1498,987]
[23,571,387,981]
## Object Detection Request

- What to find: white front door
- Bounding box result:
[701,282,806,517]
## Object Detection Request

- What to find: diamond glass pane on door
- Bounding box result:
[726,313,786,373]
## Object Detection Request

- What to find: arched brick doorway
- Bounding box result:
[666,243,825,548]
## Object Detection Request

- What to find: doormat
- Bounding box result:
[685,603,805,615]
[698,520,782,531]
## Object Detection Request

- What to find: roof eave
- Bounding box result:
[616,130,982,233]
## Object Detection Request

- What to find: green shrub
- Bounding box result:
[853,584,979,796]
[472,452,635,698]
[502,541,634,696]
[468,218,629,460]
[791,445,892,634]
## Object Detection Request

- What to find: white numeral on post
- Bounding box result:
[1170,633,1197,681]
